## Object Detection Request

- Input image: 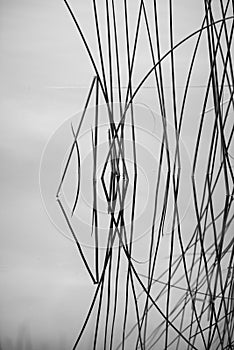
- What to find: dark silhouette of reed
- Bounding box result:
[55,1,234,349]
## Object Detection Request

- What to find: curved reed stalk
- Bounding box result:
[55,1,234,349]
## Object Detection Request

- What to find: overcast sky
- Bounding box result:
[1,1,233,349]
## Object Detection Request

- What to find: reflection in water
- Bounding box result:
[38,0,234,349]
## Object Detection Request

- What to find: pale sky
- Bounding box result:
[1,1,233,349]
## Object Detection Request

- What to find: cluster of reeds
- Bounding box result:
[56,0,234,349]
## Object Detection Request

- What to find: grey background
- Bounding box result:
[0,0,233,348]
